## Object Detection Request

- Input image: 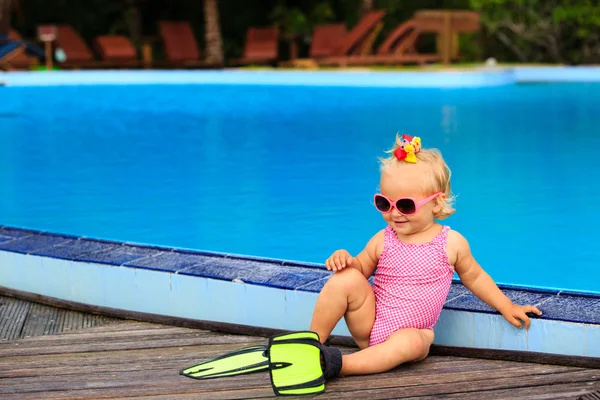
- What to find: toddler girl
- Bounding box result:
[312,134,542,378]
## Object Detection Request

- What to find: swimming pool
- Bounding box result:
[1,73,599,294]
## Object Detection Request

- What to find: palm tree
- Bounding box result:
[203,0,224,65]
[0,0,12,35]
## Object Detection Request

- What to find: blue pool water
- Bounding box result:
[1,81,600,293]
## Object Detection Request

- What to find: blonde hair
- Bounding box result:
[379,134,456,219]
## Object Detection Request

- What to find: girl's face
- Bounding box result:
[378,163,441,236]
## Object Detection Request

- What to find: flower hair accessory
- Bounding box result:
[393,134,421,163]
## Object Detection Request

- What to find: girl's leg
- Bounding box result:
[309,268,376,349]
[340,328,434,376]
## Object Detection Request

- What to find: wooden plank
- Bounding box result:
[326,364,579,393]
[0,346,552,398]
[0,337,528,377]
[580,391,600,400]
[63,369,594,400]
[0,361,578,394]
[433,344,600,370]
[113,394,263,400]
[0,341,266,370]
[46,324,222,338]
[19,302,61,338]
[0,367,270,393]
[0,332,270,357]
[0,354,586,398]
[0,286,285,341]
[333,364,579,391]
[46,321,172,335]
[10,368,599,400]
[0,326,214,347]
[52,308,122,335]
[57,306,91,332]
[0,328,246,351]
[0,295,124,340]
[2,295,600,400]
[0,297,30,340]
[125,382,600,400]
[0,353,508,380]
[0,324,579,377]
[314,370,600,399]
[0,362,276,399]
[55,321,165,334]
[413,381,600,400]
[0,350,597,399]
[0,384,275,400]
[5,287,600,370]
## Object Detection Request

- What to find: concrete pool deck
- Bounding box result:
[1,226,599,364]
[1,66,600,88]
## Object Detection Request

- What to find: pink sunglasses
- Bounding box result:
[373,192,443,216]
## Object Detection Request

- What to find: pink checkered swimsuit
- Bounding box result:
[369,225,454,346]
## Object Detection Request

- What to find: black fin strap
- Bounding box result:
[269,337,322,348]
[321,345,342,380]
[273,376,326,392]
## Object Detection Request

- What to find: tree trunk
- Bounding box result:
[0,0,12,35]
[204,0,224,65]
[127,0,142,45]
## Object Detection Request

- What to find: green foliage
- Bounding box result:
[269,4,311,37]
[311,2,336,24]
[469,0,600,64]
[553,0,600,26]
[8,0,600,64]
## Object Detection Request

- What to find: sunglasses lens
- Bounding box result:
[396,199,416,215]
[374,195,391,212]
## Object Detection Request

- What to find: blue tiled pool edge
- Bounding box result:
[1,225,599,359]
[1,66,600,88]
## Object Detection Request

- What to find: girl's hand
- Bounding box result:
[501,304,542,329]
[325,250,354,272]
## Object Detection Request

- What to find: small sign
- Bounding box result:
[37,25,57,42]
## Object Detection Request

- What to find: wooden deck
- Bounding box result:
[1,296,599,399]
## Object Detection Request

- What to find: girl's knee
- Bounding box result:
[412,330,434,361]
[389,328,433,361]
[326,267,369,293]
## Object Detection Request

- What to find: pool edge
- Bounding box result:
[2,283,599,369]
[2,67,600,87]
[1,225,599,362]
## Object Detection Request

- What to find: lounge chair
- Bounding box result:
[309,24,347,59]
[157,21,218,68]
[93,35,141,68]
[315,10,386,66]
[54,26,144,69]
[230,27,279,66]
[0,30,43,70]
[0,34,24,70]
[356,11,479,66]
[318,14,447,67]
[367,18,441,65]
[277,23,346,68]
[334,10,386,57]
[9,29,42,69]
[53,24,96,68]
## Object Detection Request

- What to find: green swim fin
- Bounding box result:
[180,344,269,380]
[268,331,333,396]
